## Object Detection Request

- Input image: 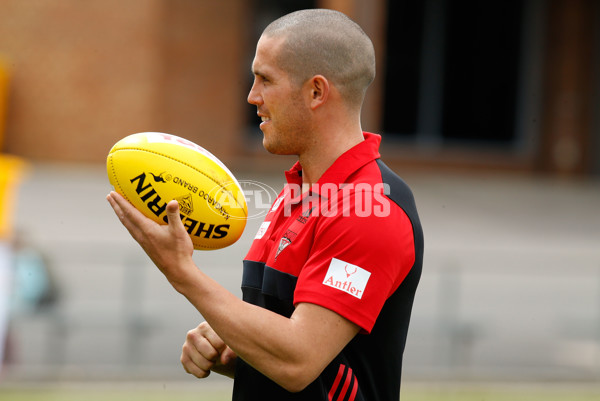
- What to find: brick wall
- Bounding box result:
[0,0,249,164]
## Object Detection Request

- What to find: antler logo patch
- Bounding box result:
[323,258,371,299]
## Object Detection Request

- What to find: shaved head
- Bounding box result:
[262,9,376,110]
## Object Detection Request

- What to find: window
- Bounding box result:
[384,0,531,149]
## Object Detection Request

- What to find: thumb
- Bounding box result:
[220,346,237,365]
[165,200,185,230]
[165,200,195,253]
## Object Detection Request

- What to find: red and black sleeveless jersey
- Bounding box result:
[233,133,424,401]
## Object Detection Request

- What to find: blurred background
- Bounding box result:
[0,0,599,399]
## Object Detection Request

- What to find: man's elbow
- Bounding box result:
[275,364,320,393]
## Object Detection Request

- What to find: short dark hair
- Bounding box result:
[263,9,376,109]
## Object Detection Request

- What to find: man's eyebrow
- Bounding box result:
[252,69,271,81]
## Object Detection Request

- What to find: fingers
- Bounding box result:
[107,192,142,240]
[106,191,152,237]
[181,333,214,378]
[106,191,125,220]
[107,191,195,285]
[107,192,185,245]
[181,347,213,378]
[181,322,232,379]
[199,321,229,355]
[106,191,136,220]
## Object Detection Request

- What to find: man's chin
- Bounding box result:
[262,138,296,156]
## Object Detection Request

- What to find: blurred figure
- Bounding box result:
[0,155,27,371]
[0,57,31,371]
[0,236,11,370]
[10,230,57,315]
[3,230,58,368]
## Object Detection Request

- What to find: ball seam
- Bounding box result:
[112,147,247,215]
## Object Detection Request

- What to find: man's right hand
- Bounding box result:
[181,321,237,379]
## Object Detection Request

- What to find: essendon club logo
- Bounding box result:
[275,229,297,259]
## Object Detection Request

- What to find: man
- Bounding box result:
[107,9,423,401]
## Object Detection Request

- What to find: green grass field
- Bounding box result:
[1,383,600,401]
[0,386,229,401]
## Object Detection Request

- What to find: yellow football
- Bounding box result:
[107,132,247,250]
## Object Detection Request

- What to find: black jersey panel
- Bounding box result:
[242,260,298,318]
[375,158,424,286]
[345,261,422,401]
[233,357,366,401]
[375,159,421,231]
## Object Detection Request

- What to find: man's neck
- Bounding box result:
[298,128,364,186]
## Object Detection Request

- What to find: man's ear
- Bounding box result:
[307,75,329,110]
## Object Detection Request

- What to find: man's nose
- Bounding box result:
[247,82,262,106]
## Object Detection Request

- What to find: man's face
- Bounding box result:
[248,35,311,155]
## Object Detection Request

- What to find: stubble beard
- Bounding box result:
[262,100,310,156]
